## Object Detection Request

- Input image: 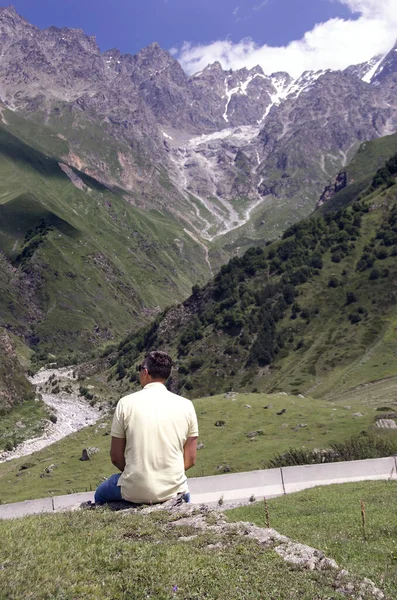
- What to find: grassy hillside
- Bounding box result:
[1,384,396,503]
[103,154,397,400]
[0,122,211,364]
[0,329,34,411]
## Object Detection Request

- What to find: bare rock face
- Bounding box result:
[371,41,397,84]
[375,419,397,429]
[0,7,396,241]
[317,171,348,208]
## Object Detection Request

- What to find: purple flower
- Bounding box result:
[172,585,178,593]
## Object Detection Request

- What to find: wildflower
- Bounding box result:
[172,585,178,593]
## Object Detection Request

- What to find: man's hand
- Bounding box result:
[183,436,198,471]
[110,436,126,472]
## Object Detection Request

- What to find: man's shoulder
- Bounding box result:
[118,389,145,404]
[165,389,194,406]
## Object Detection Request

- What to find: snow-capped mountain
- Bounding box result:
[0,5,396,242]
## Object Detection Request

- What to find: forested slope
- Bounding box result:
[107,153,397,400]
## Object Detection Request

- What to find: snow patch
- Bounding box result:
[223,72,267,123]
[362,54,387,83]
[258,70,327,124]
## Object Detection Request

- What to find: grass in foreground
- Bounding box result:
[0,508,347,600]
[227,480,397,598]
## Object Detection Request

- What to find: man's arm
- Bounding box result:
[183,436,198,471]
[110,436,126,472]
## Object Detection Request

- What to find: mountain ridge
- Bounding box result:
[0,6,396,243]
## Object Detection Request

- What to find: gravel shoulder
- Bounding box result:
[0,368,102,463]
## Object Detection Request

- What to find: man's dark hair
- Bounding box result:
[142,351,172,380]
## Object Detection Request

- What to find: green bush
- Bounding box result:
[266,434,397,468]
[328,277,339,288]
[369,268,380,281]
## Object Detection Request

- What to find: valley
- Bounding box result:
[0,5,397,500]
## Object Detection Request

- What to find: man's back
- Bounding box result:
[111,382,198,503]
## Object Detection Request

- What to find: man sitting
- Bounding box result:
[95,351,198,506]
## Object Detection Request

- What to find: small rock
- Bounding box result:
[216,464,231,473]
[263,404,273,409]
[15,421,26,429]
[244,404,252,409]
[207,542,225,549]
[215,421,226,427]
[276,408,287,415]
[80,449,91,461]
[353,412,363,417]
[19,462,35,471]
[298,394,305,399]
[197,442,205,450]
[375,419,397,429]
[40,463,56,477]
[178,535,197,542]
[375,412,397,420]
[246,430,264,438]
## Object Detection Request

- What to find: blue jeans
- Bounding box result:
[94,473,190,505]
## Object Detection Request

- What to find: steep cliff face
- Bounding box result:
[317,172,348,208]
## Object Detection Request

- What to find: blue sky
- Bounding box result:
[9,0,353,54]
[7,1,397,76]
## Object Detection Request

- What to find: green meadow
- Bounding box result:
[1,389,396,504]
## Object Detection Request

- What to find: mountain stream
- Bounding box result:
[0,367,102,463]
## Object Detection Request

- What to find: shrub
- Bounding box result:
[266,434,397,468]
[328,277,339,288]
[369,268,380,281]
[348,313,361,324]
[346,291,358,304]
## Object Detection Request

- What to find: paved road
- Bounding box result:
[1,456,396,520]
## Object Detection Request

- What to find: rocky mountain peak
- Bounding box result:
[134,41,174,65]
[0,4,36,34]
[251,65,265,76]
[0,5,22,20]
[131,41,186,84]
[202,61,224,74]
[372,40,397,84]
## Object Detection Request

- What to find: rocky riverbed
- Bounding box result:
[0,367,102,463]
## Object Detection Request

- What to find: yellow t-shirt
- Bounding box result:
[110,382,199,503]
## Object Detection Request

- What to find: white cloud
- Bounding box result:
[176,0,397,77]
[253,1,268,12]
